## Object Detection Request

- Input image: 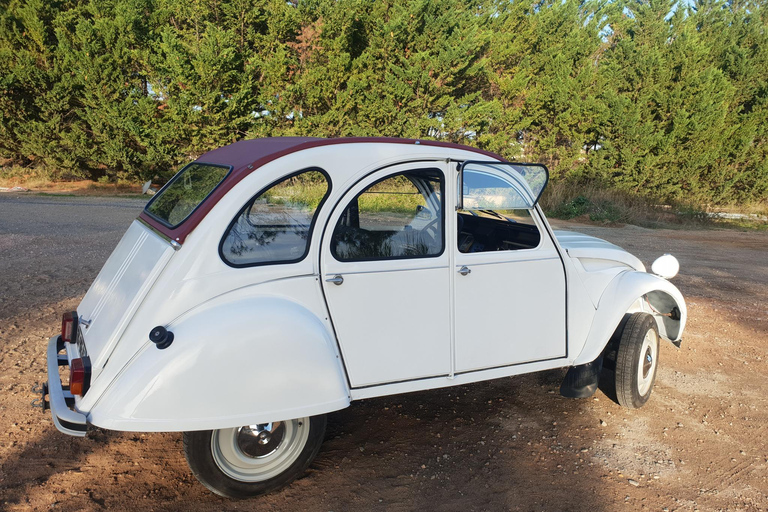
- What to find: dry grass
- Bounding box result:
[0,166,142,195]
[540,182,662,225]
[0,179,142,195]
[540,181,767,230]
[708,202,768,219]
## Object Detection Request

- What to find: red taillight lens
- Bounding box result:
[61,311,78,343]
[69,357,91,396]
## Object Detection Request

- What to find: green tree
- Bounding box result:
[0,0,765,203]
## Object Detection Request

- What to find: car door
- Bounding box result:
[321,162,451,388]
[453,162,567,372]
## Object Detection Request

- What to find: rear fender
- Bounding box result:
[88,296,350,431]
[573,271,687,365]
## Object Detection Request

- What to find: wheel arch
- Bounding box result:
[573,271,687,365]
[88,295,350,431]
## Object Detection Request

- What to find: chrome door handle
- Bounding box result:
[325,275,344,285]
[458,266,471,276]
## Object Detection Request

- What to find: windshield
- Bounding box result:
[144,163,231,227]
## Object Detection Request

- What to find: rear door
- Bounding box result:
[321,162,451,388]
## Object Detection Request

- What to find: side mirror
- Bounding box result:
[651,254,679,279]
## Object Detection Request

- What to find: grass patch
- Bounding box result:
[0,164,55,189]
[1,171,143,195]
[540,182,677,226]
[547,195,623,223]
[540,181,767,230]
[2,162,144,195]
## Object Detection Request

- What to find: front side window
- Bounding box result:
[220,169,330,267]
[331,169,444,261]
[460,170,530,210]
[145,163,231,227]
[459,161,548,208]
[457,169,540,253]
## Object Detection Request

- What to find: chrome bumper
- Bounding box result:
[45,335,88,436]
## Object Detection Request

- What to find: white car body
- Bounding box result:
[44,137,686,437]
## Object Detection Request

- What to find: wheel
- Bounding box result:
[183,415,327,499]
[614,313,660,409]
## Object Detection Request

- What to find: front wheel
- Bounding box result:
[183,415,327,499]
[614,313,660,409]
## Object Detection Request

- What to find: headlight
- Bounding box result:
[651,254,680,279]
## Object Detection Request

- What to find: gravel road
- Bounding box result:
[0,195,766,511]
[0,196,147,322]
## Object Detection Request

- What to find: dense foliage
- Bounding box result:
[1,0,766,203]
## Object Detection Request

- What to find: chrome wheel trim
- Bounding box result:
[637,329,658,396]
[237,422,286,459]
[211,418,310,482]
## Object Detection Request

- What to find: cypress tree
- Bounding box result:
[0,0,765,203]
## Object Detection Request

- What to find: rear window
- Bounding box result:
[145,163,231,227]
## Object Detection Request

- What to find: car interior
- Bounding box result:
[457,211,540,253]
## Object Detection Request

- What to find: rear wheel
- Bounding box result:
[183,415,326,498]
[614,313,660,409]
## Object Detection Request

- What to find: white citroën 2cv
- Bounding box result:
[41,137,686,498]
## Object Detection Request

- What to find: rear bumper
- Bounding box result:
[46,336,88,437]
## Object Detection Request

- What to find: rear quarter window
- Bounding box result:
[220,169,331,267]
[145,163,231,227]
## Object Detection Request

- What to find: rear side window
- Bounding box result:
[220,169,330,267]
[331,169,444,261]
[145,163,230,227]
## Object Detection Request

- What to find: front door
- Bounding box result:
[321,163,451,388]
[453,163,567,372]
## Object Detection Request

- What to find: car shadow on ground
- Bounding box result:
[314,370,612,512]
[1,370,617,511]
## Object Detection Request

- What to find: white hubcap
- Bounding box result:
[211,418,310,482]
[637,329,658,396]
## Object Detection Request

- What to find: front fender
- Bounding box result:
[573,271,687,365]
[88,296,350,431]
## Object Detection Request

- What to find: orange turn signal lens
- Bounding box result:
[68,357,91,396]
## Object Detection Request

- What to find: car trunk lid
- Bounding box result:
[76,220,176,378]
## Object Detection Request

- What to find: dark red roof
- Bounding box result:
[139,137,503,244]
[196,137,323,169]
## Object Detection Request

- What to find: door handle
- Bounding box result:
[458,266,471,276]
[325,275,344,286]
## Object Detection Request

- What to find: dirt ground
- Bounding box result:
[0,195,766,511]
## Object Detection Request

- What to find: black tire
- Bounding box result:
[183,415,327,499]
[614,313,660,409]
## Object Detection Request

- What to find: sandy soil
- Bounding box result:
[0,196,766,511]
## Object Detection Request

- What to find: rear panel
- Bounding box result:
[77,220,175,377]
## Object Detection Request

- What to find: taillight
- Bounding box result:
[69,357,91,396]
[61,311,78,343]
